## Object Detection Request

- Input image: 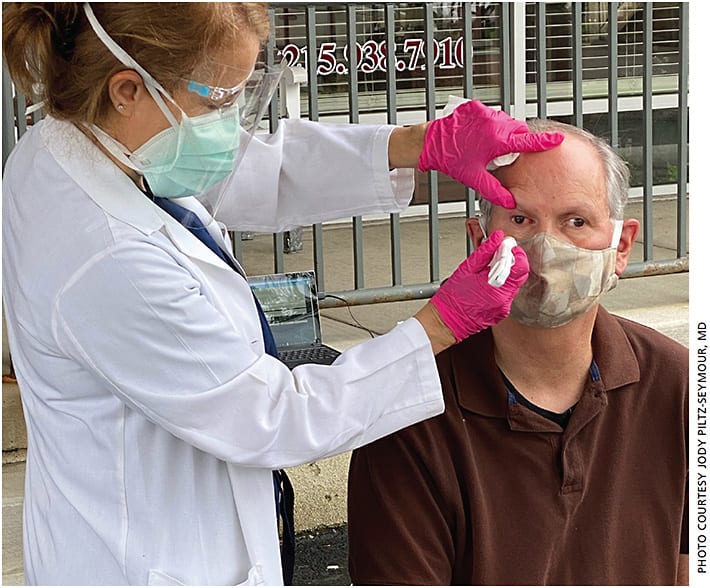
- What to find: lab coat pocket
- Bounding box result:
[237,565,266,586]
[147,569,185,585]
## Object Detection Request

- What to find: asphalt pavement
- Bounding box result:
[294,525,351,586]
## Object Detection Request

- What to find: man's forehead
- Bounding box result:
[494,133,608,214]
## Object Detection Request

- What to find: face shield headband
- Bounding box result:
[83,3,285,204]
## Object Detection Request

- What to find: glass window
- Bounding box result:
[526,2,681,101]
[271,2,506,115]
[271,2,682,116]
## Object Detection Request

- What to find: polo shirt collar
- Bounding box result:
[590,306,641,390]
[450,329,507,418]
[453,306,641,418]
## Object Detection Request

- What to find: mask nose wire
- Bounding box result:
[82,2,181,128]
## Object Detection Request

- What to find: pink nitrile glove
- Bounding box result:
[418,100,564,209]
[431,230,530,342]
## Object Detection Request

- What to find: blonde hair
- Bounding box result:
[2,2,269,124]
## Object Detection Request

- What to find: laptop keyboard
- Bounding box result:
[279,346,340,366]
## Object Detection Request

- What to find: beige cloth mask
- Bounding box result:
[510,221,623,328]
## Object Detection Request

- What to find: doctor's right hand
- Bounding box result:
[425,230,529,345]
[417,100,563,208]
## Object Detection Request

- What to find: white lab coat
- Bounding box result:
[2,117,444,586]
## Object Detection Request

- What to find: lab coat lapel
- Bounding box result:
[164,196,249,276]
[154,203,239,272]
[153,204,265,352]
[42,119,163,234]
[43,118,242,274]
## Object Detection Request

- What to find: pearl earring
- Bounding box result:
[116,104,125,111]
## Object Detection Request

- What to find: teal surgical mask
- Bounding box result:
[138,107,241,198]
[84,2,244,198]
[93,105,242,198]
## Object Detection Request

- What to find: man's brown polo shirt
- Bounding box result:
[348,308,688,585]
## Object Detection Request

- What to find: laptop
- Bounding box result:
[248,271,342,369]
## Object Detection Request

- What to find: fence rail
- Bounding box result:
[2,2,690,308]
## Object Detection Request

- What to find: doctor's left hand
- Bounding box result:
[429,229,529,342]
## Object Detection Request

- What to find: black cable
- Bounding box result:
[322,294,377,339]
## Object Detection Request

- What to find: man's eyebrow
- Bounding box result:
[506,203,532,216]
[558,201,601,217]
[503,200,602,218]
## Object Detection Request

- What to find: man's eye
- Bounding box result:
[512,215,527,225]
[570,218,586,228]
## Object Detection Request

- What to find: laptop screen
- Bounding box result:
[248,271,321,349]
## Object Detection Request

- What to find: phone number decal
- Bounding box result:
[279,37,472,76]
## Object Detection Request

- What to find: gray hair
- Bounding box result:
[478,119,630,228]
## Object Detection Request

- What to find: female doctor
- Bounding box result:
[2,3,561,586]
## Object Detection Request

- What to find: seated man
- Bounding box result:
[347,120,688,586]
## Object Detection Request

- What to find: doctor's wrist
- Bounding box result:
[388,123,429,169]
[414,302,457,356]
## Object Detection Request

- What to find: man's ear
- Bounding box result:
[465,217,486,249]
[615,218,640,275]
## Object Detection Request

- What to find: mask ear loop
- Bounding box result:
[610,219,624,249]
[83,2,181,128]
[476,214,489,240]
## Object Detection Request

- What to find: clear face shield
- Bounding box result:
[83,3,284,222]
[203,60,285,219]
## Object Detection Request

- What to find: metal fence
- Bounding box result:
[2,2,690,309]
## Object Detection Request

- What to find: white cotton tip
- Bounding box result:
[487,236,518,288]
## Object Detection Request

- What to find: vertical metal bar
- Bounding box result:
[305,5,325,291]
[346,5,362,288]
[2,69,17,171]
[347,4,365,290]
[266,7,278,110]
[311,223,325,292]
[15,92,27,137]
[272,234,285,273]
[424,5,438,142]
[346,5,359,121]
[500,3,512,113]
[642,3,654,261]
[572,3,584,128]
[536,3,547,119]
[305,6,319,123]
[231,230,243,262]
[385,4,398,123]
[267,7,285,273]
[346,4,359,122]
[462,4,474,100]
[462,3,476,255]
[351,220,364,289]
[385,3,402,285]
[512,3,527,120]
[676,2,688,258]
[424,3,439,282]
[608,2,619,149]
